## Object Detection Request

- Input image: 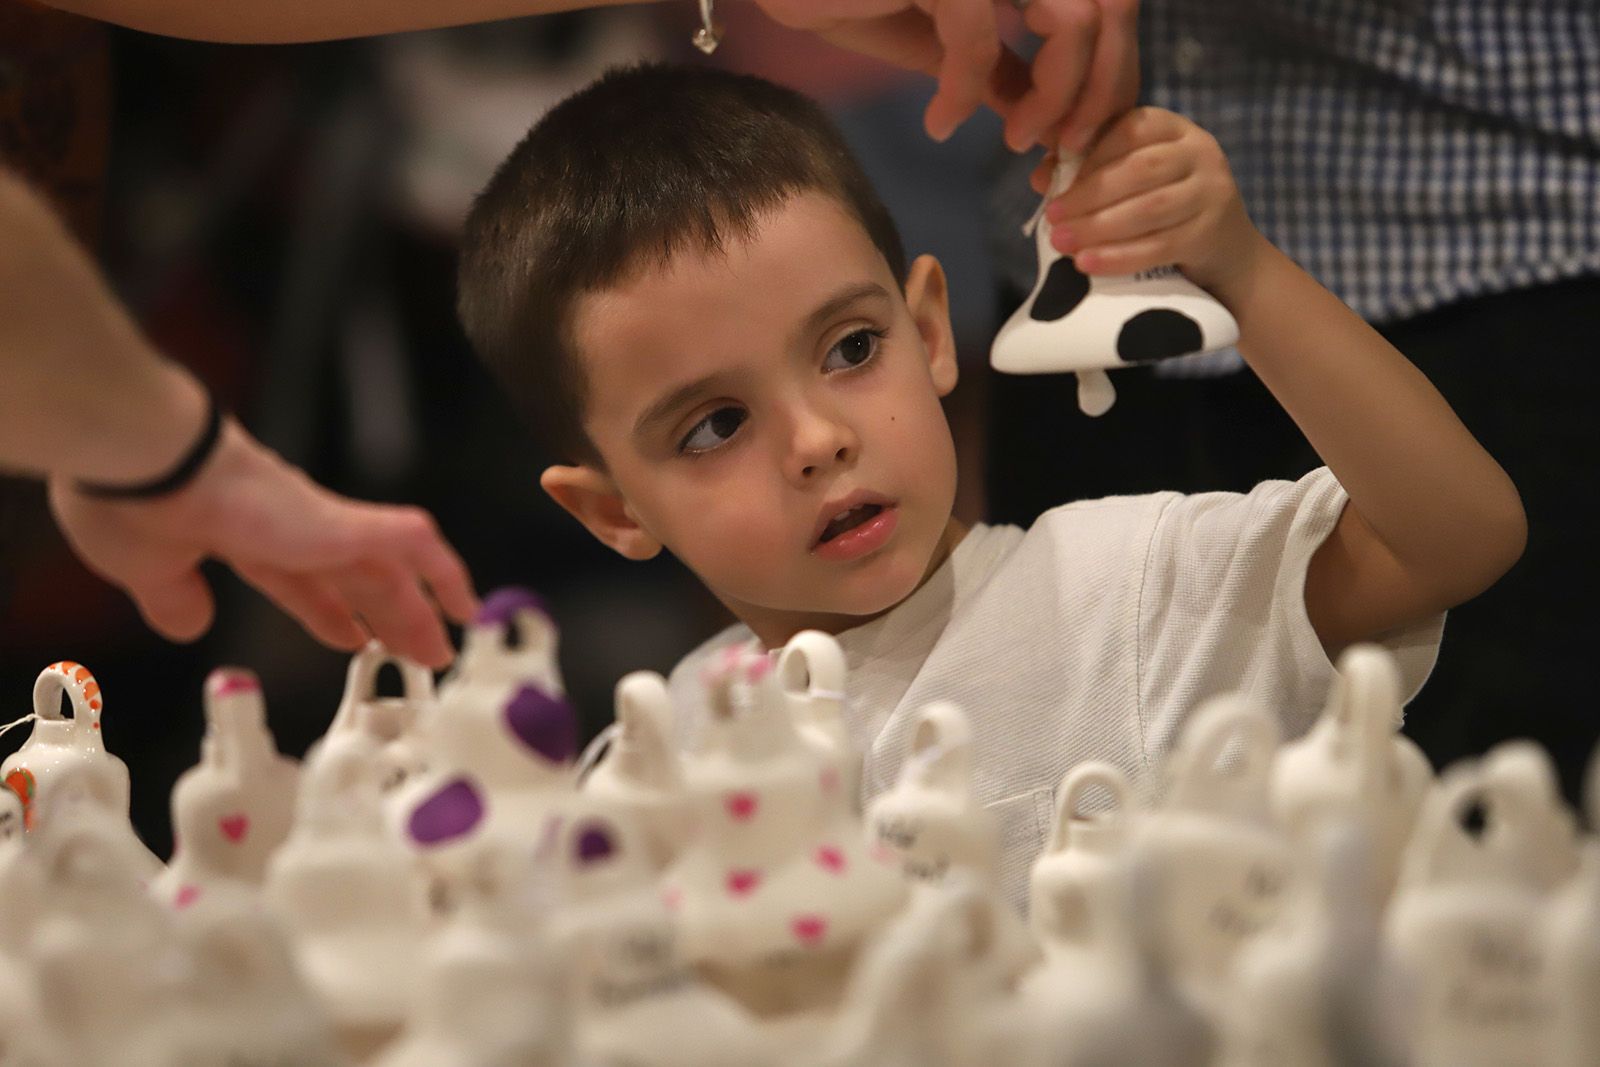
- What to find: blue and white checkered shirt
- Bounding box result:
[1141,0,1600,326]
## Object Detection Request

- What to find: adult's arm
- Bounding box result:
[0,168,477,667]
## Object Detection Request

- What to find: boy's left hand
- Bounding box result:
[1040,107,1269,303]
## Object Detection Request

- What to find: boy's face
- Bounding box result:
[545,192,961,643]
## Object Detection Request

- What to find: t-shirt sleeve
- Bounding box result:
[1134,466,1444,761]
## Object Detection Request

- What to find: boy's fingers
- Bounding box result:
[1048,142,1195,219]
[1052,182,1204,253]
[1076,107,1187,176]
[1075,228,1188,275]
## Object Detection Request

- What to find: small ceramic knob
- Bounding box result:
[3,661,132,837]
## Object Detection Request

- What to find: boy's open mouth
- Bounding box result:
[818,503,885,545]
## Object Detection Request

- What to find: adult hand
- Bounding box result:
[752,0,1139,156]
[47,419,478,668]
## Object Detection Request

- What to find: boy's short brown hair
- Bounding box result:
[457,62,907,466]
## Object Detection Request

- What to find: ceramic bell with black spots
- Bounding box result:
[154,667,300,909]
[664,645,908,1019]
[990,152,1240,416]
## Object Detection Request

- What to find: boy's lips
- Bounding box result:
[810,490,898,559]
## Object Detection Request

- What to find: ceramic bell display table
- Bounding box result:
[264,716,430,1061]
[1133,694,1292,1015]
[539,808,776,1067]
[1029,760,1136,957]
[153,668,300,909]
[580,670,693,870]
[775,630,862,811]
[1386,743,1578,1067]
[990,152,1239,416]
[2,662,160,878]
[866,701,999,889]
[1270,644,1432,904]
[1221,821,1408,1067]
[391,587,581,891]
[665,646,908,1018]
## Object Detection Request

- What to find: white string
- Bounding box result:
[574,722,622,785]
[0,714,36,741]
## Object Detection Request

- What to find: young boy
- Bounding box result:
[457,64,1525,900]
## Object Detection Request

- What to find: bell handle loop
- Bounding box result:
[1169,695,1279,812]
[1049,761,1131,852]
[335,642,435,733]
[487,606,556,667]
[31,662,101,735]
[906,701,974,791]
[607,670,682,787]
[1406,769,1494,884]
[775,630,846,703]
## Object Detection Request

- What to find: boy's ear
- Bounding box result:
[539,464,662,561]
[904,253,959,398]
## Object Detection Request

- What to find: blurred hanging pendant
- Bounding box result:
[692,0,723,54]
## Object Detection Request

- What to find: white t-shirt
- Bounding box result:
[667,468,1445,905]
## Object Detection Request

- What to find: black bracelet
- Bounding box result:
[77,386,225,500]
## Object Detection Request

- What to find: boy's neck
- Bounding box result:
[731,517,970,650]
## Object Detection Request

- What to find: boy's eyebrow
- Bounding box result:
[632,281,891,441]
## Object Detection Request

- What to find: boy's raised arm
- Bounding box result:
[1046,107,1527,654]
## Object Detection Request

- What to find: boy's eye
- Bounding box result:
[822,328,885,371]
[679,406,746,454]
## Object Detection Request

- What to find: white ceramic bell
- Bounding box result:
[775,629,862,812]
[1542,743,1600,1067]
[374,844,570,1067]
[666,646,907,1017]
[813,875,1041,1067]
[1270,644,1432,904]
[2,662,142,850]
[0,783,21,853]
[390,588,579,887]
[153,668,300,909]
[580,671,693,869]
[264,716,429,1060]
[1135,693,1292,1014]
[323,641,437,796]
[171,890,349,1066]
[537,809,775,1067]
[866,701,1000,888]
[1029,760,1135,955]
[24,804,188,1067]
[1386,743,1577,1067]
[1221,821,1409,1067]
[990,152,1239,416]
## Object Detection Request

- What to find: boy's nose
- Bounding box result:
[800,445,852,479]
[788,408,859,483]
